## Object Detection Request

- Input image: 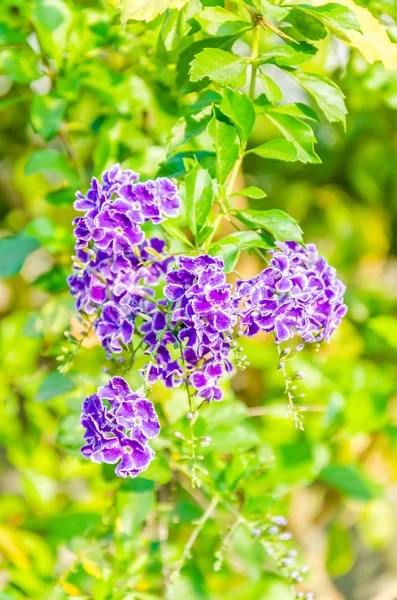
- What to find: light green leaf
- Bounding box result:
[36,371,75,401]
[256,42,317,67]
[246,139,299,162]
[32,0,73,62]
[293,2,361,31]
[233,209,303,243]
[25,149,76,182]
[194,6,251,37]
[231,186,267,199]
[268,102,320,121]
[208,111,240,184]
[0,232,40,278]
[31,94,66,140]
[117,0,189,24]
[220,87,256,142]
[212,230,274,250]
[265,110,321,163]
[210,244,240,273]
[183,163,213,237]
[258,574,295,600]
[290,70,347,126]
[167,106,212,153]
[190,49,250,87]
[258,71,283,103]
[161,220,193,247]
[261,0,290,20]
[284,8,327,40]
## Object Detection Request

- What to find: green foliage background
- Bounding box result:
[1,0,397,599]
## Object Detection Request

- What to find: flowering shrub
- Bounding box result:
[1,0,396,598]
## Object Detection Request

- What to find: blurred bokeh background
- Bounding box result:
[1,1,397,599]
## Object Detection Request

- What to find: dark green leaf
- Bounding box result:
[268,102,320,121]
[233,209,303,243]
[46,187,74,205]
[289,3,361,32]
[36,371,75,401]
[220,87,256,142]
[32,265,69,293]
[157,150,216,178]
[0,232,40,278]
[285,8,327,41]
[320,465,378,501]
[190,49,250,86]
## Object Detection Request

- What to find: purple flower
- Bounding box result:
[80,377,160,478]
[237,241,347,343]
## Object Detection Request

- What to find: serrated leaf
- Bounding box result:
[167,106,212,153]
[290,70,347,126]
[220,87,256,142]
[208,111,240,183]
[183,163,213,237]
[190,49,250,87]
[256,41,317,67]
[246,139,299,162]
[161,220,193,247]
[231,186,267,199]
[194,6,251,37]
[117,0,189,24]
[312,0,397,70]
[233,209,303,243]
[265,109,321,163]
[0,232,40,278]
[258,71,283,103]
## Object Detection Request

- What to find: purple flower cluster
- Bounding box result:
[237,241,347,343]
[81,376,160,478]
[141,255,238,401]
[68,164,180,354]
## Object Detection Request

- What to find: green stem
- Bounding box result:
[249,24,260,100]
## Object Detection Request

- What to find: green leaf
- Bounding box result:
[30,94,66,141]
[208,110,240,184]
[36,371,75,401]
[25,149,77,183]
[260,0,290,20]
[231,186,267,199]
[167,106,212,153]
[157,150,216,178]
[285,8,327,41]
[246,139,299,162]
[0,49,39,83]
[116,487,155,535]
[233,209,303,243]
[183,163,213,237]
[267,102,319,121]
[258,574,295,600]
[190,49,250,87]
[0,232,40,278]
[290,70,347,127]
[161,220,193,247]
[213,230,273,249]
[32,265,69,293]
[291,2,361,32]
[32,0,73,62]
[320,465,378,501]
[117,0,189,24]
[45,187,74,205]
[194,6,251,37]
[265,109,321,163]
[0,23,27,45]
[220,87,256,142]
[256,42,317,67]
[258,71,283,103]
[211,245,240,272]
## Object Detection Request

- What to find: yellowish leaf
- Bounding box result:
[62,582,81,596]
[117,0,189,24]
[313,0,397,69]
[82,559,102,578]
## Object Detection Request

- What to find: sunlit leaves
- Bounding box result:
[190,49,250,87]
[290,70,347,126]
[30,95,66,140]
[233,209,304,243]
[32,0,73,62]
[117,0,189,24]
[194,6,251,37]
[220,88,256,143]
[246,139,299,162]
[265,109,321,163]
[167,106,212,154]
[211,230,274,272]
[231,186,267,199]
[208,110,240,183]
[256,42,317,67]
[183,163,213,239]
